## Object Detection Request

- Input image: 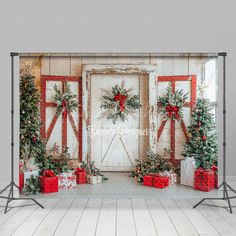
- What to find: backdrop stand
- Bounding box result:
[193,52,236,213]
[0,52,44,214]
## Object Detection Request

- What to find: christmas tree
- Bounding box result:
[182,98,217,170]
[20,73,51,173]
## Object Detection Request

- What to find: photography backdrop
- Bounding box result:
[0,1,235,189]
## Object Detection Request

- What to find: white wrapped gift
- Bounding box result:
[160,171,177,185]
[180,157,196,187]
[58,172,76,189]
[87,175,102,184]
[24,170,39,183]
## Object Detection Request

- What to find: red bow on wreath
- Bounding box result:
[166,105,180,119]
[61,100,67,118]
[114,93,127,112]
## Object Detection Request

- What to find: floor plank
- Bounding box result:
[12,199,60,236]
[32,199,73,236]
[132,198,157,236]
[74,198,103,236]
[146,199,178,236]
[116,199,136,236]
[95,198,116,236]
[175,199,219,236]
[160,199,199,236]
[0,199,44,236]
[54,198,88,236]
[188,198,236,236]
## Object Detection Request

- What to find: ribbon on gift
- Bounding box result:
[75,168,85,173]
[43,170,55,177]
[212,165,218,172]
[114,93,127,112]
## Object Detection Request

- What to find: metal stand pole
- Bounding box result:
[0,52,44,214]
[193,52,236,213]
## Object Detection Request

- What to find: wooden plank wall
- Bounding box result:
[20,54,204,166]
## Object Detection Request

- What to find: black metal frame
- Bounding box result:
[0,52,235,214]
[193,52,236,213]
[0,52,44,214]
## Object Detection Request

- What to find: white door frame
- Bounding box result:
[82,64,158,163]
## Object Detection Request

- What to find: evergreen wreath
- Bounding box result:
[53,84,78,118]
[100,82,142,124]
[158,85,188,120]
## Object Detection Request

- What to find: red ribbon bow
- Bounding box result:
[43,170,55,177]
[114,93,127,112]
[166,105,180,119]
[75,168,85,173]
[212,165,218,172]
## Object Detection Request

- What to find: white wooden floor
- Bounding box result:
[0,197,236,236]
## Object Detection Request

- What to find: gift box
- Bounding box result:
[153,175,169,188]
[212,165,218,189]
[75,168,87,184]
[143,175,153,187]
[39,176,58,194]
[160,171,177,185]
[194,168,214,192]
[19,172,24,192]
[58,172,76,189]
[180,157,196,187]
[87,175,102,184]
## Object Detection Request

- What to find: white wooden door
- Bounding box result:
[90,74,148,171]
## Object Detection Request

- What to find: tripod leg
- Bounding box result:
[4,184,13,214]
[0,183,11,195]
[226,183,236,194]
[193,198,206,209]
[30,198,44,209]
[218,183,223,189]
[13,183,20,191]
[224,184,232,214]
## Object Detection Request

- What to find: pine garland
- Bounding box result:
[158,85,188,120]
[130,152,175,182]
[100,82,142,124]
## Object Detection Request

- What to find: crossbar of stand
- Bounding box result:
[0,53,44,214]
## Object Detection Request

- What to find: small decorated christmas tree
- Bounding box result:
[182,98,217,170]
[20,73,50,173]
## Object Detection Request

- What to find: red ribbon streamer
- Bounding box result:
[114,93,127,112]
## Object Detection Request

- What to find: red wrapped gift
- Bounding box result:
[39,176,58,194]
[19,172,24,192]
[194,168,214,192]
[75,168,86,184]
[143,175,153,187]
[212,165,218,189]
[153,175,169,188]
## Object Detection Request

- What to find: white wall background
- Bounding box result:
[0,0,235,188]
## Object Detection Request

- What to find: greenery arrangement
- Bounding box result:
[53,84,78,118]
[100,82,142,124]
[158,85,188,120]
[182,98,217,170]
[130,152,176,182]
[22,176,40,195]
[20,73,49,174]
[81,160,108,180]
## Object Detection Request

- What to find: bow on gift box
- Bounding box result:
[165,105,180,119]
[114,93,127,112]
[75,168,85,173]
[212,165,218,172]
[43,170,55,177]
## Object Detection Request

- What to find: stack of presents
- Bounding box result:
[143,157,218,192]
[19,164,104,194]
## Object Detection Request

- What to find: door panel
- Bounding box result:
[90,73,149,171]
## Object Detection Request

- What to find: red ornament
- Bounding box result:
[197,122,201,127]
[32,137,37,142]
[202,135,207,141]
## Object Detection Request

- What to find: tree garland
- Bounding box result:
[158,85,188,120]
[53,84,78,118]
[100,82,142,124]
